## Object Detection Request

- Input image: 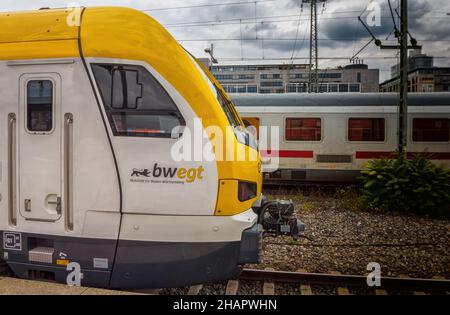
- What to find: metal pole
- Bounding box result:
[313,1,319,93]
[398,0,408,154]
[308,0,314,93]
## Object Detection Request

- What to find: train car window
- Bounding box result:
[92,64,184,138]
[413,118,450,142]
[348,118,385,142]
[26,80,53,132]
[285,118,321,141]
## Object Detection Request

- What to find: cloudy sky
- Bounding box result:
[2,0,450,82]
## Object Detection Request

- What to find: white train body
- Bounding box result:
[233,93,450,182]
[0,8,264,289]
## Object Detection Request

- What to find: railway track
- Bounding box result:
[180,269,450,296]
[2,266,449,295]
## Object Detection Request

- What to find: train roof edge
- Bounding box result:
[230,93,450,107]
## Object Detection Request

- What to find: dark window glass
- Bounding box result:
[348,118,385,141]
[349,84,360,92]
[328,84,338,92]
[92,64,184,138]
[27,80,53,132]
[318,73,342,79]
[318,84,328,93]
[216,88,241,127]
[413,118,450,142]
[237,86,246,93]
[260,81,284,87]
[247,85,258,93]
[339,84,349,92]
[286,118,321,141]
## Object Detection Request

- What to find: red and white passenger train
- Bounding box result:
[232,93,450,183]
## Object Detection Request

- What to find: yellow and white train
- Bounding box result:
[0,7,300,289]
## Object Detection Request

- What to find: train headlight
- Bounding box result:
[238,181,257,202]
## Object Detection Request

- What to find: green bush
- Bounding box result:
[359,154,450,216]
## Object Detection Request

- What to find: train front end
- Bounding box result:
[0,7,304,290]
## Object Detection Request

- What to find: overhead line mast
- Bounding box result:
[302,0,327,93]
[358,0,420,154]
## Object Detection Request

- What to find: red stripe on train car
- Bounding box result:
[356,151,450,160]
[260,150,314,158]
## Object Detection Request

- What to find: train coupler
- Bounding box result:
[256,199,305,240]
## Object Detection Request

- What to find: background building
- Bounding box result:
[380,50,450,92]
[205,62,380,94]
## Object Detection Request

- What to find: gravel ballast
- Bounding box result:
[253,189,450,279]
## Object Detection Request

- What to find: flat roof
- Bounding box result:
[380,67,450,86]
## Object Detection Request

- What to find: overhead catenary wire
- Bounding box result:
[161,10,447,27]
[140,1,450,68]
[163,15,428,28]
[176,37,450,42]
[141,0,280,12]
[215,56,450,61]
[290,2,305,59]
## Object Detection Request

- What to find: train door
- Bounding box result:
[18,73,62,222]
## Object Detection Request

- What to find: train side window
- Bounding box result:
[26,80,53,132]
[285,118,321,141]
[92,64,185,138]
[348,118,385,142]
[413,118,450,142]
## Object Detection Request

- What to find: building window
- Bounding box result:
[318,84,328,93]
[238,74,254,80]
[272,74,282,79]
[357,72,361,83]
[92,64,184,138]
[260,74,268,79]
[215,74,234,81]
[260,81,284,87]
[286,118,322,141]
[328,84,338,92]
[290,73,306,79]
[247,85,258,93]
[27,80,53,132]
[339,84,349,92]
[348,118,385,141]
[319,73,342,79]
[413,118,450,142]
[349,84,361,92]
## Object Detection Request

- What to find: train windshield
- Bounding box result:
[215,87,241,128]
[192,57,257,150]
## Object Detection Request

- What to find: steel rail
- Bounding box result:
[240,269,450,291]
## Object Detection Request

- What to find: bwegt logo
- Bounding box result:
[131,163,204,183]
